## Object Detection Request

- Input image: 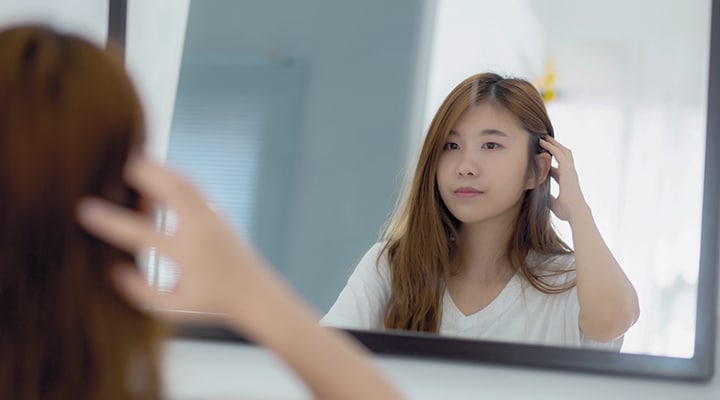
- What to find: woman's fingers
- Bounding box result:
[540,136,574,163]
[111,263,174,311]
[124,155,207,217]
[75,156,252,317]
[539,137,553,151]
[539,138,563,166]
[541,137,578,179]
[542,135,568,151]
[76,197,169,254]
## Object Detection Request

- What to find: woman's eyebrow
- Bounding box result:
[479,129,509,137]
[447,129,509,137]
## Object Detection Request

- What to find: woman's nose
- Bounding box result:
[456,153,477,176]
[458,167,475,176]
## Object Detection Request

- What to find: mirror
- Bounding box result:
[119,0,718,380]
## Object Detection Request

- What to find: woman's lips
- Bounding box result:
[454,187,483,198]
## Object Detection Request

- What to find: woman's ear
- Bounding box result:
[526,152,552,189]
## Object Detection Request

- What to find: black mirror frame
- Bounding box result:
[108,0,718,382]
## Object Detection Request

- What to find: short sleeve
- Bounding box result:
[320,243,391,330]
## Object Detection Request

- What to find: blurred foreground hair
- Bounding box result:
[0,25,165,400]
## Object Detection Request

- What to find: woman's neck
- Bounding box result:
[455,210,517,284]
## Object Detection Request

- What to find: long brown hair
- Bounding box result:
[0,26,165,399]
[381,72,573,332]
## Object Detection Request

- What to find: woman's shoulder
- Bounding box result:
[352,241,392,281]
[361,241,390,264]
[365,241,387,257]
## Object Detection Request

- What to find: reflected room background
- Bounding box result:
[146,0,711,358]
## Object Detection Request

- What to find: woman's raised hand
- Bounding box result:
[539,135,590,222]
[77,155,271,325]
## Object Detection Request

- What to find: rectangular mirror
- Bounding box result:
[116,0,718,380]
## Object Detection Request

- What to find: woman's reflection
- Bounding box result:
[322,73,639,350]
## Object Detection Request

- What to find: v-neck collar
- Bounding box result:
[443,273,522,322]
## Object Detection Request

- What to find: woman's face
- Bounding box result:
[436,102,536,226]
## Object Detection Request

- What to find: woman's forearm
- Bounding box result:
[569,205,640,342]
[228,265,404,400]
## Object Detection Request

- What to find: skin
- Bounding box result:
[76,156,404,400]
[436,102,639,342]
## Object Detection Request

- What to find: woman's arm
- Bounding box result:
[540,136,640,342]
[77,155,403,400]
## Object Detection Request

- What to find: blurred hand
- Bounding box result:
[76,155,268,324]
[77,155,405,400]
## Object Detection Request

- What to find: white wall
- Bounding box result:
[0,0,107,45]
[125,0,190,162]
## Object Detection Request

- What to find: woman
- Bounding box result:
[322,73,639,349]
[0,24,401,400]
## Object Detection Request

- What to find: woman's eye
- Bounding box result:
[443,142,459,150]
[482,142,500,150]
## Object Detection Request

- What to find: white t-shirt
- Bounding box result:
[322,242,623,351]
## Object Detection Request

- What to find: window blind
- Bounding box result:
[147,62,265,291]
